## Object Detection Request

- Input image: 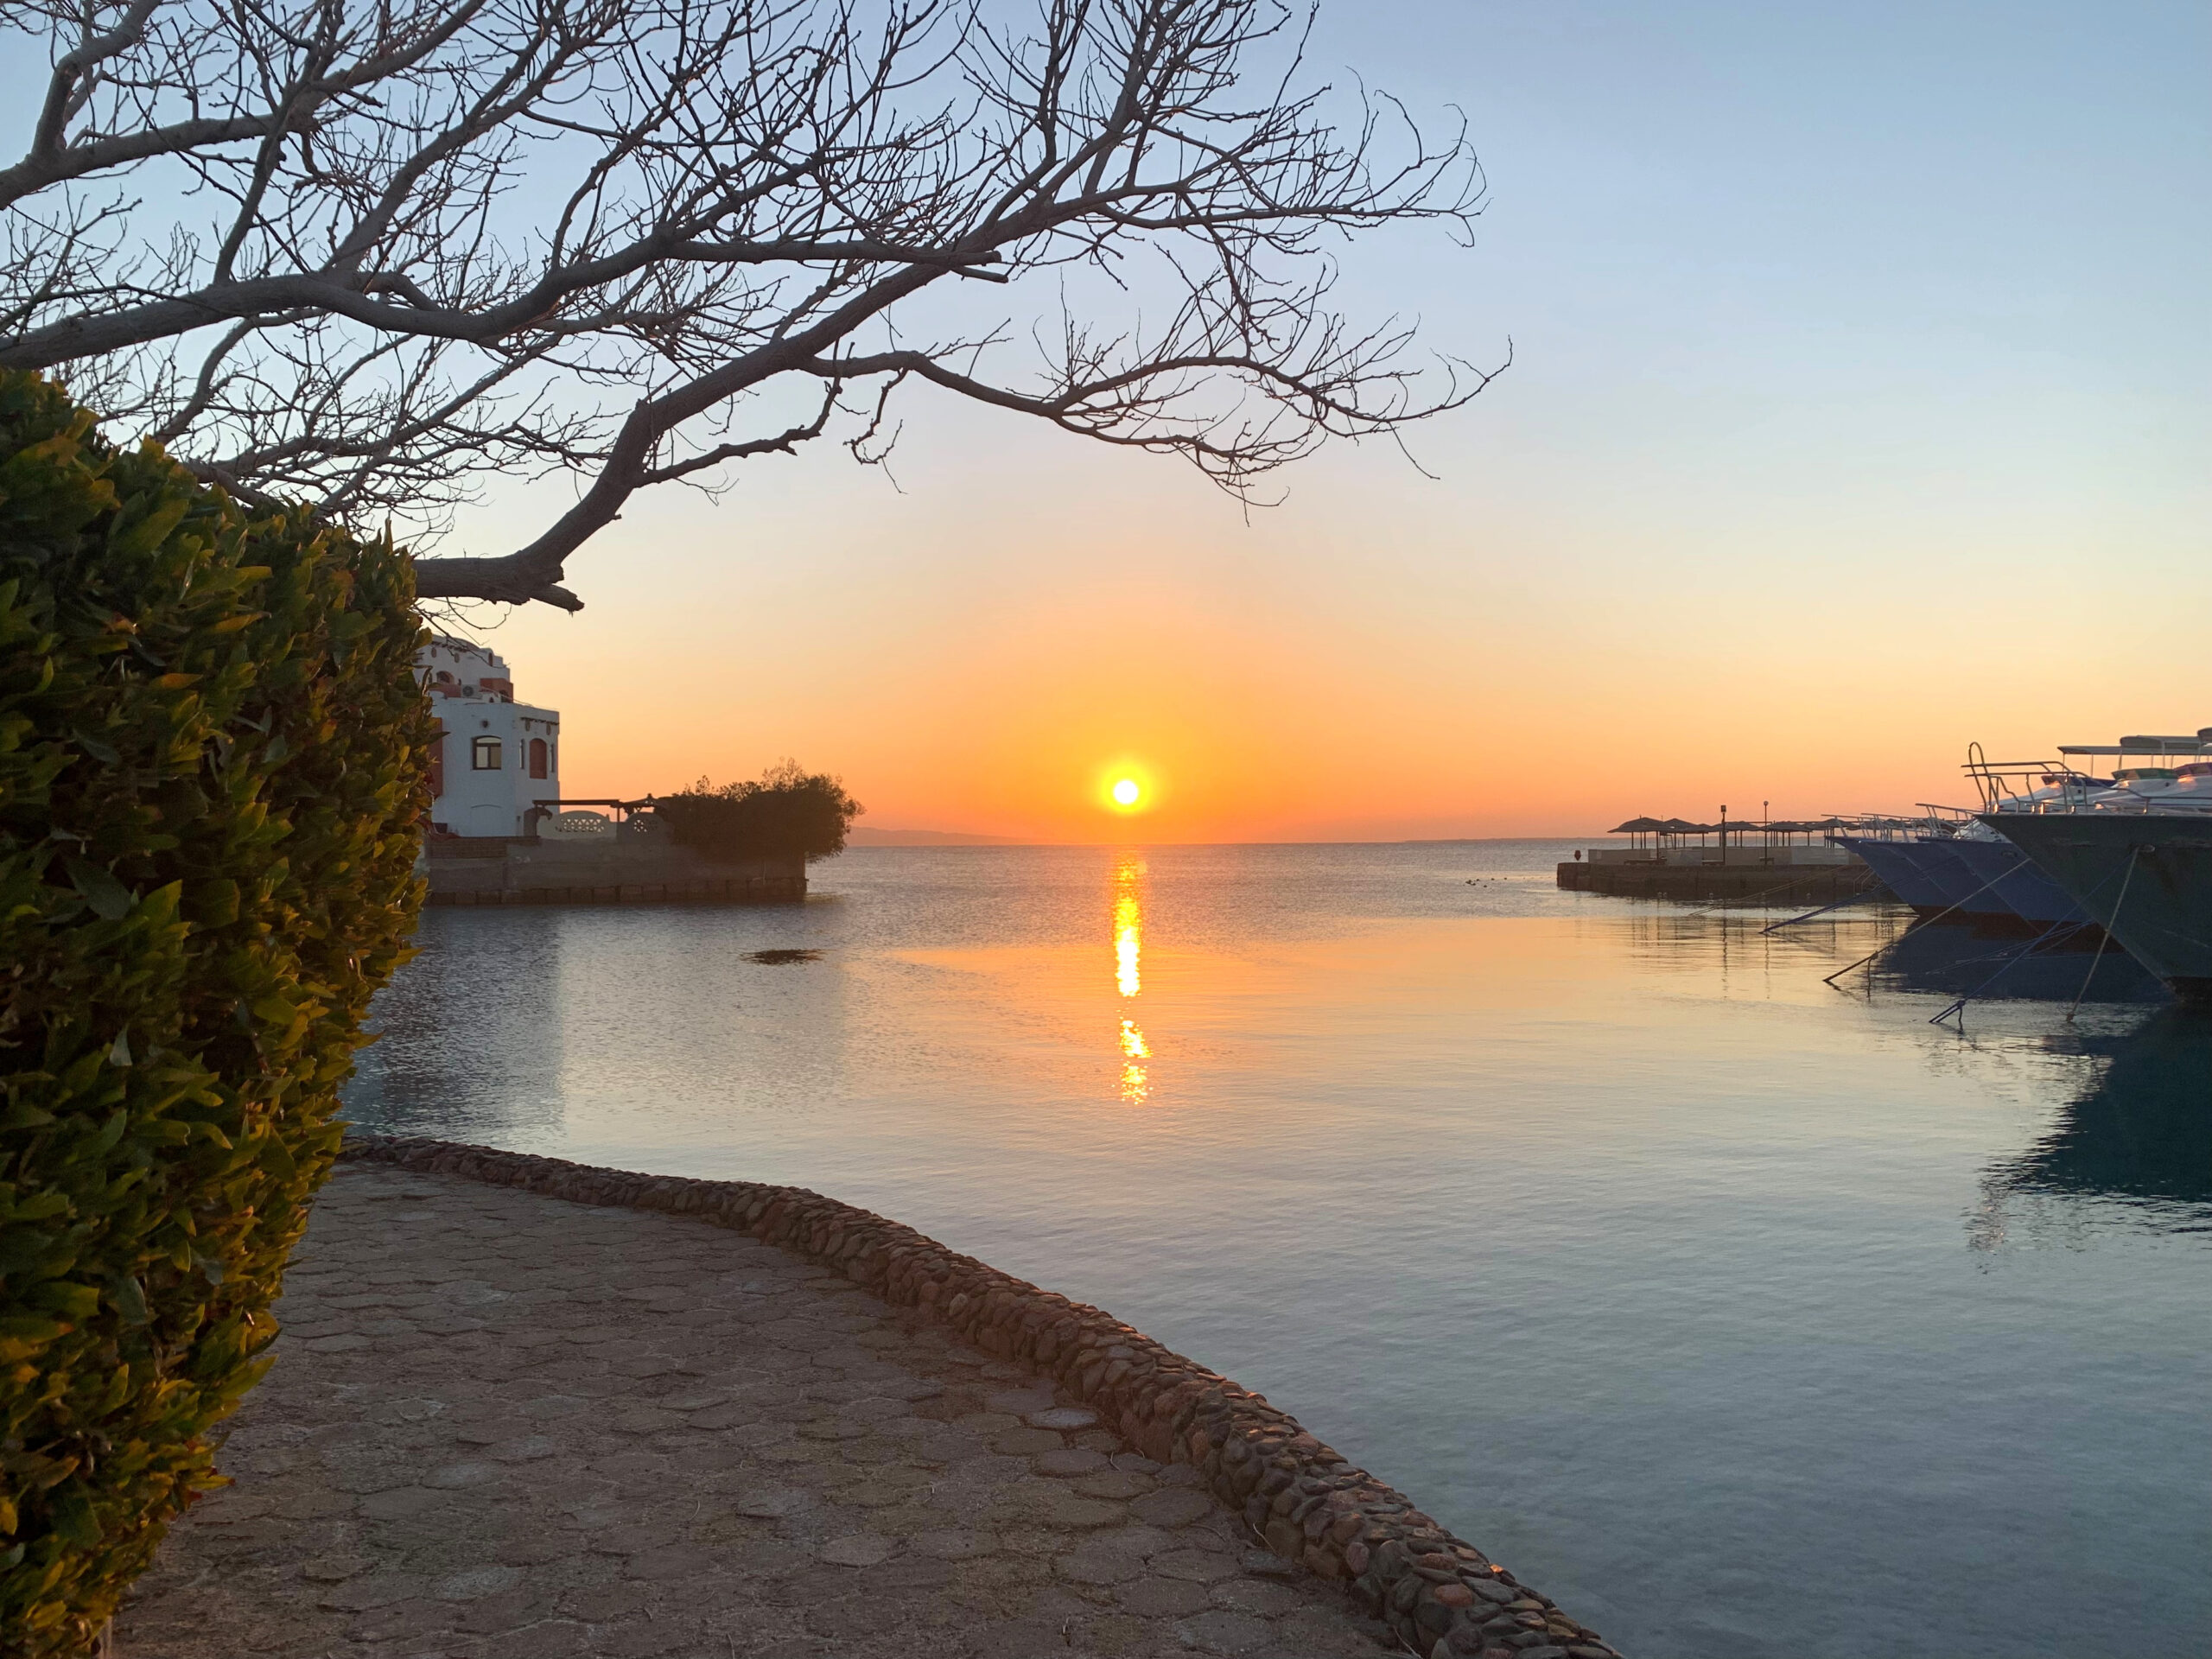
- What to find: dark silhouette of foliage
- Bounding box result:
[657,762,861,866]
[0,369,433,1656]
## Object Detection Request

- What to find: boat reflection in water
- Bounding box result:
[1868,918,2208,1244]
[1869,917,2164,1004]
[1113,855,1151,1103]
[1974,1010,2212,1246]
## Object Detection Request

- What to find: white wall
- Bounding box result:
[431,700,561,836]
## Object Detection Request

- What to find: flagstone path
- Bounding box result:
[116,1161,1399,1659]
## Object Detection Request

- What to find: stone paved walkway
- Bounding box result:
[118,1162,1398,1659]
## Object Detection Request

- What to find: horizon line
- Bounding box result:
[844,832,1630,849]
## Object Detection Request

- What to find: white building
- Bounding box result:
[416,638,562,838]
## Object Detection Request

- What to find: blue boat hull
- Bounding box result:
[1837,837,1953,911]
[1913,840,2013,915]
[1945,836,2093,927]
[1986,814,2212,996]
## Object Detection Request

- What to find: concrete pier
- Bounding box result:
[1558,858,1886,905]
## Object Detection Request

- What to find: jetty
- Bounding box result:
[1559,817,1890,904]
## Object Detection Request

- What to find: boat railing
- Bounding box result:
[1817,814,1954,843]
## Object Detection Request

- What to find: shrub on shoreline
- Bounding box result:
[656,762,861,865]
[0,370,433,1654]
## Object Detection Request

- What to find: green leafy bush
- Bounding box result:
[657,761,862,864]
[0,370,434,1655]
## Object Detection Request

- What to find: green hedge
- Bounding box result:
[0,371,434,1655]
[657,763,862,864]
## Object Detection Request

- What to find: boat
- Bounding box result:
[2088,762,2212,815]
[1834,833,1956,914]
[1949,762,2108,926]
[1916,835,2018,918]
[1834,818,2039,925]
[1944,825,2092,927]
[1980,729,2212,998]
[1986,812,2212,999]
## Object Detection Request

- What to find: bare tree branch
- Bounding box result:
[2,0,1494,608]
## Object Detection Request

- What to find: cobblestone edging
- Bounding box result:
[338,1135,1622,1659]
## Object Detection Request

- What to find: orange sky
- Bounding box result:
[460,401,2205,842]
[447,6,2208,843]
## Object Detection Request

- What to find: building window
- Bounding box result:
[528,738,548,779]
[472,735,502,770]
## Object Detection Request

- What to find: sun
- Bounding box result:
[1096,761,1157,816]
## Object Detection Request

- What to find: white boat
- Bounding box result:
[1984,728,2212,997]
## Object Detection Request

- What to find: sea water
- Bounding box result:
[343,842,2212,1658]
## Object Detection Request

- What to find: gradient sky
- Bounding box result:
[423,3,2209,837]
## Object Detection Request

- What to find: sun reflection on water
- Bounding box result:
[1113,856,1150,1103]
[1115,903,1141,998]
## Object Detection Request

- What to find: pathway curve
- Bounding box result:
[117,1161,1400,1659]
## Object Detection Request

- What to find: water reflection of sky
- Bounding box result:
[344,842,2212,1659]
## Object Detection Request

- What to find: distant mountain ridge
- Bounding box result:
[848,826,1032,847]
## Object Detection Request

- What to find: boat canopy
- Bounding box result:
[2060,737,2212,756]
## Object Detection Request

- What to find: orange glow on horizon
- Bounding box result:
[500,516,2198,844]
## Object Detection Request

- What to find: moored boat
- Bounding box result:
[1834,828,2029,923]
[1986,813,2212,999]
[1834,836,1954,913]
[1945,830,2092,927]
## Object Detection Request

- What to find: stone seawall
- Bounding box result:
[1558,859,1883,905]
[426,872,805,906]
[425,840,806,906]
[339,1134,1622,1659]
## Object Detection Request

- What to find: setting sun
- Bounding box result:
[1097,763,1159,817]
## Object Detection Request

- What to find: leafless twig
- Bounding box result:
[3,0,1493,609]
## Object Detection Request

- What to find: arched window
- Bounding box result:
[472,735,502,770]
[529,738,548,779]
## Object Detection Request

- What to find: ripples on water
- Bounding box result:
[344,842,2212,1658]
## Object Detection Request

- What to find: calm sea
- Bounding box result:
[342,841,2212,1659]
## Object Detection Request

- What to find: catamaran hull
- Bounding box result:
[1837,837,1954,912]
[1985,815,2212,996]
[1944,836,2093,927]
[1837,837,2018,919]
[1916,840,2025,919]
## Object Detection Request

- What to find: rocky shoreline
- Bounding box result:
[340,1135,1621,1659]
